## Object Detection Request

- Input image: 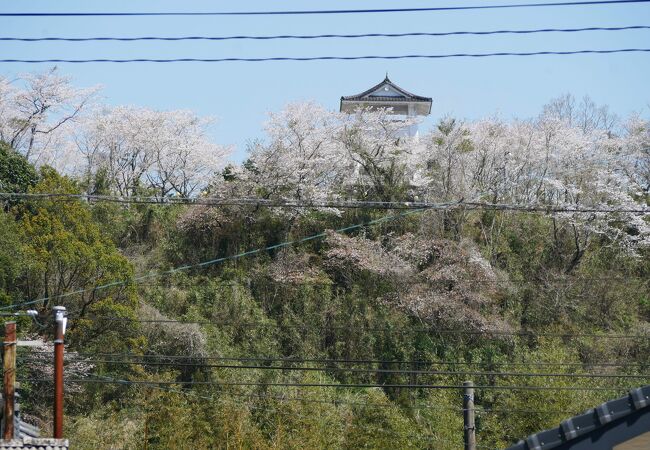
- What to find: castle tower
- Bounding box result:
[340,75,432,137]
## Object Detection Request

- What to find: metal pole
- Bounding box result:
[53,306,67,439]
[463,380,476,450]
[3,321,16,439]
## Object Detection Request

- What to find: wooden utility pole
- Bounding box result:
[53,306,67,439]
[463,380,476,450]
[3,321,16,439]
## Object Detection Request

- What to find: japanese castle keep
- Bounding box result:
[340,75,432,137]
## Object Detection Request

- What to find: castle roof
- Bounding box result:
[340,76,432,115]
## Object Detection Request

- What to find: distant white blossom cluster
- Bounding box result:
[0,68,230,197]
[412,109,649,251]
[0,68,98,166]
[72,106,229,197]
[211,102,419,204]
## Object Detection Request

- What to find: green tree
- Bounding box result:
[0,141,38,193]
[0,210,25,306]
[17,167,139,351]
[0,141,39,211]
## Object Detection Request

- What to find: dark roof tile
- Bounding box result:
[340,76,431,102]
[506,385,650,450]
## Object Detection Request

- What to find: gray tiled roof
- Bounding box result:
[506,385,650,450]
[0,438,68,450]
[0,395,40,439]
[340,76,432,103]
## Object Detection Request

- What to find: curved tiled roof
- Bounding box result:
[506,385,650,450]
[340,75,431,103]
[0,438,68,450]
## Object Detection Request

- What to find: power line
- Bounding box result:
[0,207,427,311]
[1,193,647,214]
[94,377,433,440]
[224,389,466,411]
[475,407,582,415]
[85,316,649,339]
[98,276,649,284]
[4,25,649,42]
[109,375,617,417]
[22,351,649,368]
[186,390,583,415]
[20,378,632,391]
[3,49,650,64]
[183,388,582,415]
[2,1,649,17]
[192,390,608,416]
[29,373,595,416]
[25,357,650,379]
[57,275,650,299]
[13,370,620,419]
[65,276,650,291]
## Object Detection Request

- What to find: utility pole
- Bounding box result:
[463,380,476,450]
[3,321,16,439]
[53,306,67,439]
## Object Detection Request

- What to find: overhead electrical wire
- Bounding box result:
[17,375,448,443]
[84,316,650,339]
[2,1,649,17]
[107,276,649,283]
[164,389,584,415]
[20,378,632,391]
[75,375,616,418]
[3,25,649,42]
[12,372,603,416]
[3,49,650,64]
[61,276,650,295]
[96,375,620,416]
[21,352,650,368]
[24,356,650,379]
[221,389,466,412]
[1,193,647,214]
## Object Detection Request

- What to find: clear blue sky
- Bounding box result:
[1,0,649,160]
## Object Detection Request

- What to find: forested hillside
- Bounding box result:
[0,70,649,449]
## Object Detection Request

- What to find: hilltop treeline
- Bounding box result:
[0,70,649,449]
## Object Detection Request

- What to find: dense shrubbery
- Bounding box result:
[55,200,650,448]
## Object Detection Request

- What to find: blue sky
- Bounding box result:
[1,0,649,161]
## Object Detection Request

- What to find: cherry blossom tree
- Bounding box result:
[212,102,419,208]
[0,68,98,164]
[411,102,649,260]
[210,102,351,219]
[339,108,419,201]
[243,102,348,202]
[541,93,619,135]
[618,115,650,198]
[73,106,229,197]
[409,117,474,202]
